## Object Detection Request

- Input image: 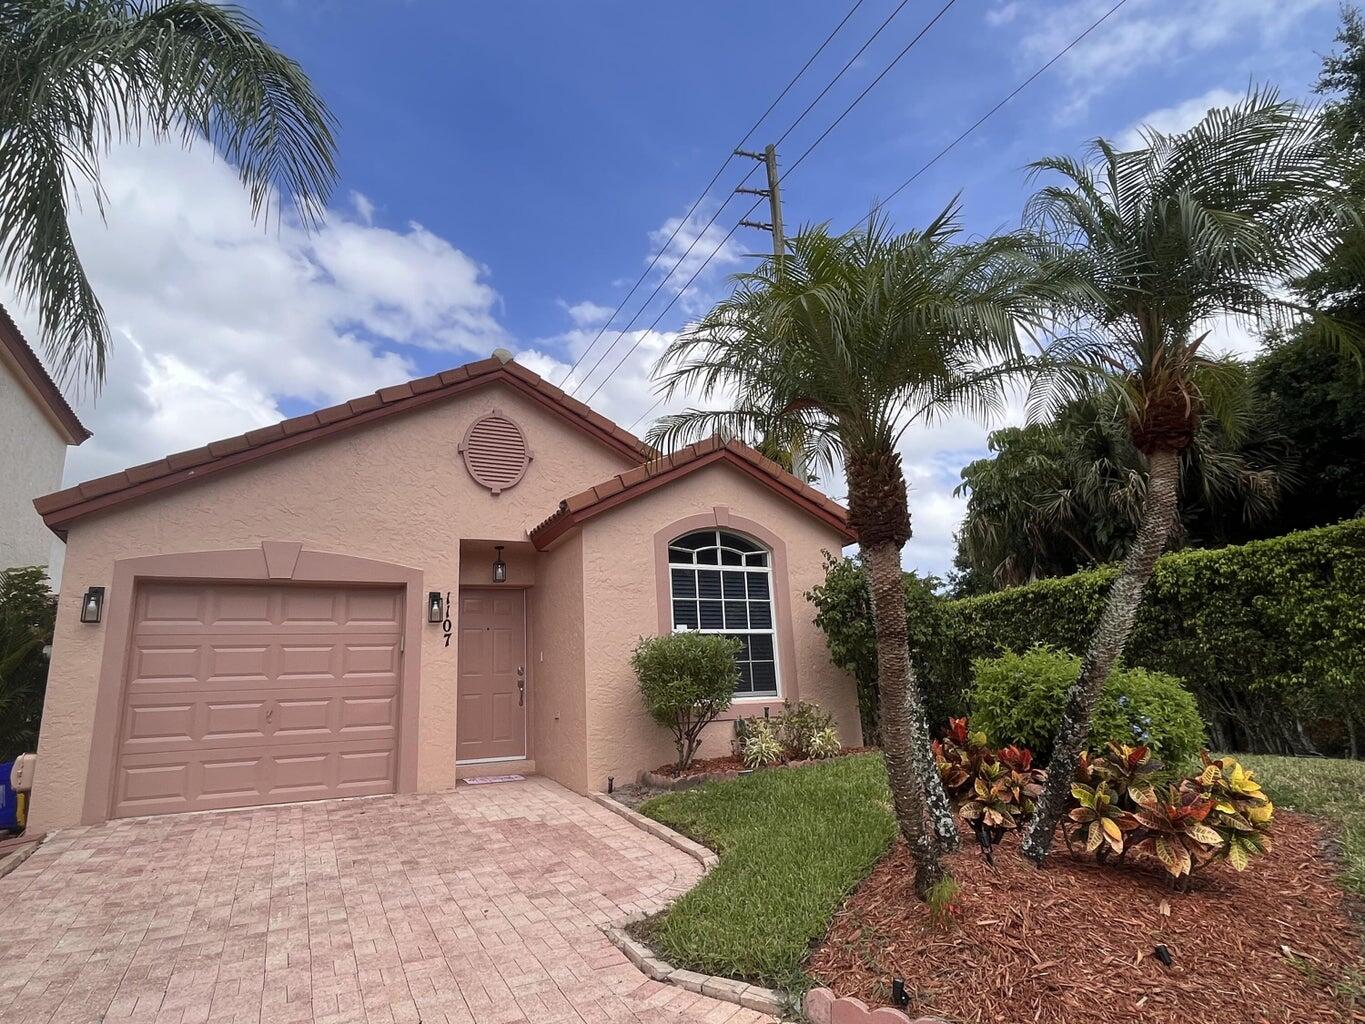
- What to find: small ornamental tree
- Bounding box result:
[633,632,741,773]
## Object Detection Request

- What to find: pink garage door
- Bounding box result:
[110,581,403,819]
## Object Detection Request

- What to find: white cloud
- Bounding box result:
[2,142,505,486]
[558,299,614,327]
[1118,86,1243,149]
[1002,0,1328,118]
[350,190,375,225]
[648,201,746,313]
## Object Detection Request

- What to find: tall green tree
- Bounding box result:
[0,0,338,386]
[647,208,1070,896]
[1019,91,1357,863]
[0,567,56,761]
[953,382,1291,591]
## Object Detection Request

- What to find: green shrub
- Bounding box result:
[806,553,951,743]
[633,632,740,772]
[808,519,1365,755]
[778,699,834,758]
[969,646,1206,767]
[741,718,784,769]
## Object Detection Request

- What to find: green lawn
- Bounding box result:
[1238,753,1365,895]
[637,752,894,991]
[639,751,1365,991]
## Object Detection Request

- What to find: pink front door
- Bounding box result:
[456,588,527,761]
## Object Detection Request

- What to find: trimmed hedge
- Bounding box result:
[809,519,1365,755]
[970,646,1206,766]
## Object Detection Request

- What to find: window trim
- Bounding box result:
[652,508,801,717]
[667,529,780,699]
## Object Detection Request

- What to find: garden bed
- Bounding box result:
[808,814,1362,1023]
[647,745,873,784]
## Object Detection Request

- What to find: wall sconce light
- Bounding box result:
[80,586,105,624]
[427,591,444,624]
[492,546,508,584]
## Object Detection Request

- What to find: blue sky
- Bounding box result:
[8,0,1344,577]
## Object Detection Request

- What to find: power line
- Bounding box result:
[555,0,869,389]
[853,0,1131,230]
[580,0,963,405]
[569,0,926,399]
[627,0,1132,436]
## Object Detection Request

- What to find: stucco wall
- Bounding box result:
[577,461,861,790]
[0,358,69,581]
[30,381,637,830]
[528,532,589,791]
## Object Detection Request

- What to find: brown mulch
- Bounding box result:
[808,813,1365,1024]
[651,746,875,779]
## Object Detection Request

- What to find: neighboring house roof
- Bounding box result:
[529,435,855,549]
[35,353,655,537]
[0,304,90,445]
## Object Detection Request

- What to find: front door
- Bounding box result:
[456,588,527,762]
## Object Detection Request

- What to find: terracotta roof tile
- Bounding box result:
[280,414,320,437]
[166,448,214,472]
[243,423,286,446]
[410,374,443,394]
[35,356,657,534]
[529,437,854,550]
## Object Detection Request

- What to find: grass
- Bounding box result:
[639,750,1365,992]
[637,752,894,991]
[1237,753,1365,895]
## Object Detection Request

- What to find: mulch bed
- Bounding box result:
[651,746,874,779]
[808,812,1365,1024]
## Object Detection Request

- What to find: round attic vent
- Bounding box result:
[460,410,531,494]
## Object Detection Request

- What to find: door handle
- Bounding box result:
[517,669,525,707]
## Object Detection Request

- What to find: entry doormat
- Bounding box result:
[462,774,526,785]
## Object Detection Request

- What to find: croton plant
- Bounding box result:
[933,721,1275,879]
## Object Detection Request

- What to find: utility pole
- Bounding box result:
[735,144,784,261]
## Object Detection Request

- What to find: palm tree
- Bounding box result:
[647,207,1068,896]
[1019,90,1358,863]
[1,0,338,387]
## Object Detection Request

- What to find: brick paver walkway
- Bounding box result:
[0,778,773,1024]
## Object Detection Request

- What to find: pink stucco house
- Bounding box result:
[28,351,860,830]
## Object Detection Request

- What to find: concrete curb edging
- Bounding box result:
[603,925,788,1018]
[0,839,41,879]
[592,792,788,1017]
[588,792,719,870]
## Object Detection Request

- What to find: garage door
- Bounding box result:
[111,581,403,819]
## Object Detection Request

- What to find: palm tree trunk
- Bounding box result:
[1021,447,1180,864]
[904,645,960,850]
[864,541,946,896]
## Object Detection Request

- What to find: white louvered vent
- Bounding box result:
[460,411,531,494]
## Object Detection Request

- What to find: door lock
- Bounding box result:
[517,671,525,707]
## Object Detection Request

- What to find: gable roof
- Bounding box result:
[35,353,655,536]
[529,435,854,549]
[0,304,90,445]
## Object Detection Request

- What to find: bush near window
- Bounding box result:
[633,632,741,773]
[810,519,1365,756]
[806,553,950,744]
[0,567,57,762]
[970,646,1207,768]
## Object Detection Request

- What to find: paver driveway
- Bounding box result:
[0,778,774,1024]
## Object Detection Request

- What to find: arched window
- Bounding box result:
[667,529,778,697]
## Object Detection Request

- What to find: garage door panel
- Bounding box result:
[114,740,395,817]
[112,582,402,819]
[120,685,397,753]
